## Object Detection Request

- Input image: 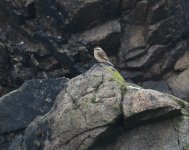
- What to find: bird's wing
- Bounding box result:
[98,49,109,61]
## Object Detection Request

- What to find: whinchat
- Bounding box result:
[93,47,113,66]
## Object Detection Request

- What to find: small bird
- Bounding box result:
[93,47,113,66]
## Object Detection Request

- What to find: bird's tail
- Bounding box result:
[106,61,113,66]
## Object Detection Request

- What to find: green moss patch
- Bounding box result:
[106,68,126,96]
[91,95,97,103]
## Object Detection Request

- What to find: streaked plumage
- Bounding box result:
[93,47,113,66]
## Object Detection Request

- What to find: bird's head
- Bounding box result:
[93,47,102,52]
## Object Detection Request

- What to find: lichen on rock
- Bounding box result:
[1,64,189,150]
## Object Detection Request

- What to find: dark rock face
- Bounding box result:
[0,64,188,150]
[52,0,121,32]
[0,0,189,100]
[142,80,172,94]
[118,0,189,100]
[0,44,10,96]
[0,77,68,149]
[119,1,189,72]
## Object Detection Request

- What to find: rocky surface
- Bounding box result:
[1,0,189,148]
[0,77,68,149]
[0,0,189,101]
[167,69,189,100]
[0,64,189,150]
[92,116,189,150]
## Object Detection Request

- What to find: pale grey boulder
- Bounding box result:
[123,86,188,129]
[21,64,189,150]
[0,64,188,150]
[22,64,125,150]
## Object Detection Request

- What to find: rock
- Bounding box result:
[79,20,121,55]
[118,0,189,81]
[119,25,146,56]
[0,0,36,25]
[0,43,10,87]
[125,0,148,25]
[7,135,23,150]
[148,0,171,25]
[92,116,189,150]
[0,64,188,149]
[167,69,189,100]
[65,19,121,59]
[0,0,188,100]
[11,66,34,85]
[126,45,165,69]
[174,51,189,71]
[0,77,68,134]
[147,16,184,45]
[22,64,124,150]
[119,70,144,81]
[38,56,59,71]
[121,0,137,11]
[1,3,189,150]
[160,41,187,74]
[122,87,187,128]
[141,80,172,94]
[36,0,121,33]
[147,0,186,45]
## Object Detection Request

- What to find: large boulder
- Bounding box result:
[22,64,124,150]
[0,64,187,150]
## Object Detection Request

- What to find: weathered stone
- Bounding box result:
[0,0,36,25]
[73,20,121,56]
[125,49,146,60]
[119,70,144,81]
[80,20,121,45]
[121,0,137,11]
[126,45,165,69]
[142,80,172,94]
[22,64,124,150]
[148,16,184,45]
[7,135,23,150]
[92,116,189,150]
[174,51,189,71]
[161,41,187,74]
[167,69,189,100]
[0,43,10,87]
[148,0,171,25]
[126,0,148,25]
[36,0,121,33]
[118,0,189,82]
[0,0,189,101]
[0,78,68,134]
[120,25,146,56]
[122,87,187,127]
[0,64,188,149]
[38,56,59,71]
